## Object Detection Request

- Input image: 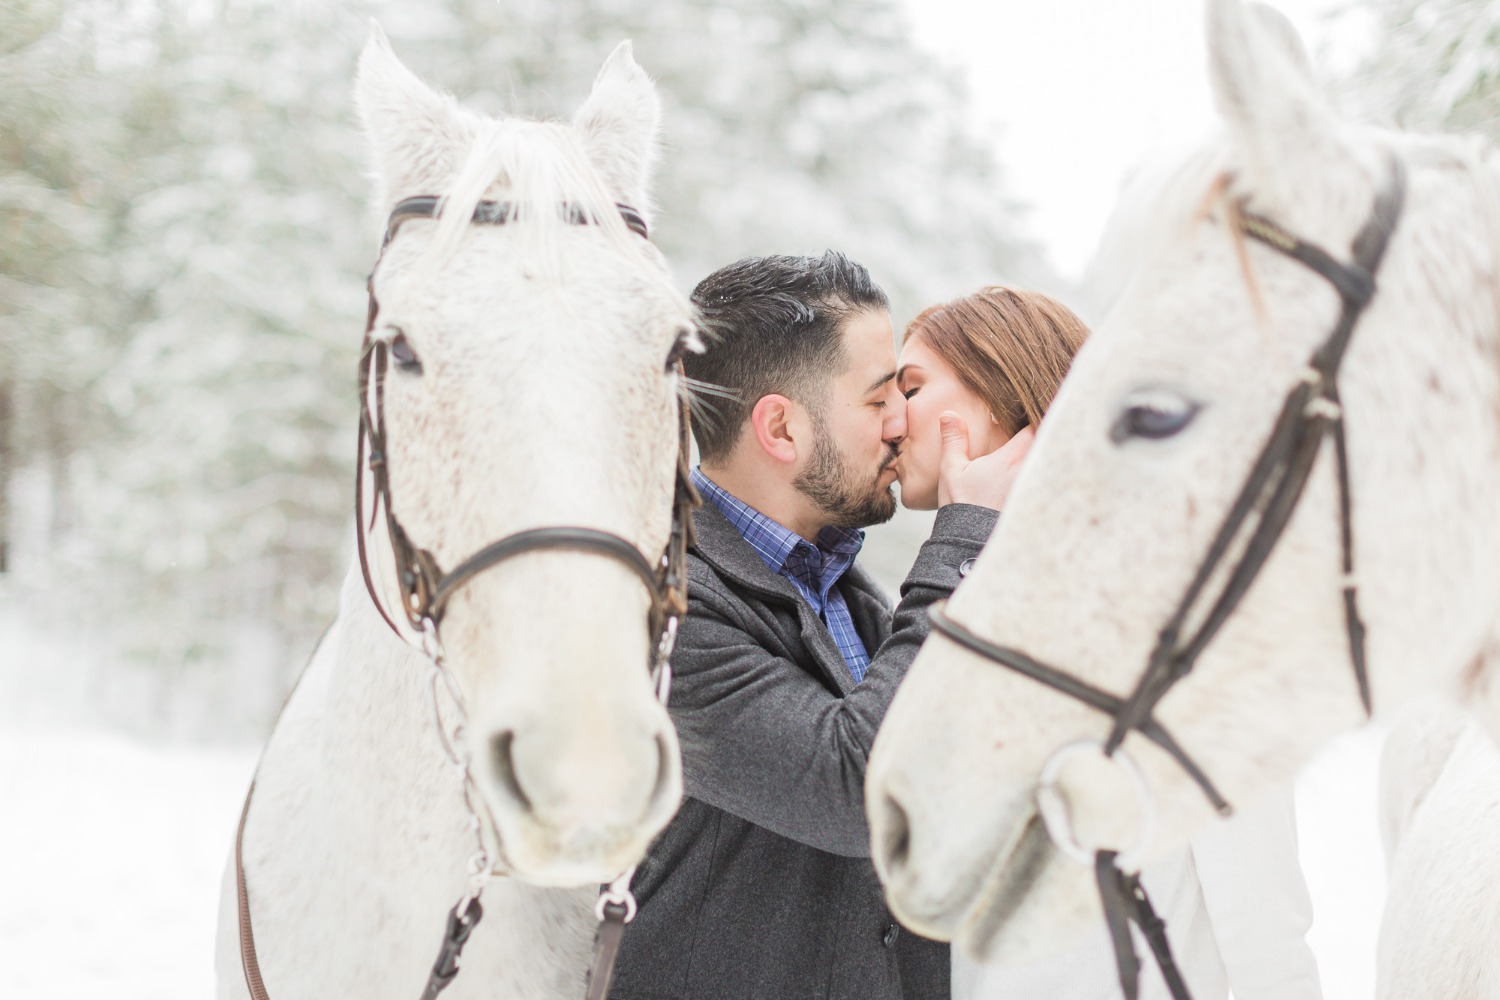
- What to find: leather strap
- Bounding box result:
[417,899,484,1000]
[1095,850,1192,1000]
[355,305,699,647]
[383,197,649,247]
[236,780,271,1000]
[430,527,662,625]
[1096,851,1140,999]
[584,902,631,1000]
[1107,156,1406,756]
[925,159,1408,1000]
[238,780,485,1000]
[238,192,696,1000]
[927,601,1231,813]
[924,156,1406,815]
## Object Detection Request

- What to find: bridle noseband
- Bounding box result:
[927,156,1408,1000]
[237,194,700,1000]
[356,195,693,653]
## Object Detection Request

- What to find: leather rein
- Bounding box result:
[235,195,700,1000]
[926,156,1408,1000]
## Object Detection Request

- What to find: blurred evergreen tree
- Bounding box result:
[0,0,111,576]
[74,0,365,683]
[381,0,1045,315]
[1345,0,1500,140]
[2,0,1040,728]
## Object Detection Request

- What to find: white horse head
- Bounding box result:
[352,25,696,884]
[867,0,1500,964]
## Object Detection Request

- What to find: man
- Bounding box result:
[610,252,1028,1000]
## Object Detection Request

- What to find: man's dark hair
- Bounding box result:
[686,250,889,463]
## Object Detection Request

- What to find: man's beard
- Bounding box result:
[793,422,899,529]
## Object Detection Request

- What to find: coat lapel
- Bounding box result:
[690,503,856,696]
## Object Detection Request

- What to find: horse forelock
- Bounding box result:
[1084,142,1232,320]
[414,118,644,279]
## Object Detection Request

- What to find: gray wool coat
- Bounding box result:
[608,499,1000,1000]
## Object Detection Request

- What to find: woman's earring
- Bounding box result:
[989,412,1000,425]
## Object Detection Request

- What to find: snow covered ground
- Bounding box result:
[0,590,1387,1000]
[0,719,1385,1000]
[0,725,257,1000]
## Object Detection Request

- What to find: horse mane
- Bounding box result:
[418,118,639,277]
[411,113,716,421]
[1080,142,1225,321]
[1086,127,1500,342]
[1397,130,1500,429]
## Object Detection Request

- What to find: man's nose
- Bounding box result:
[884,389,908,445]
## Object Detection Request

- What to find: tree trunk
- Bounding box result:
[0,379,12,573]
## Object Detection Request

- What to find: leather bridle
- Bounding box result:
[926,156,1408,1000]
[236,194,701,1000]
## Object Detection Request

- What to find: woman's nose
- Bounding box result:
[884,390,908,444]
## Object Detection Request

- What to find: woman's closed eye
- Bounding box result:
[902,385,921,400]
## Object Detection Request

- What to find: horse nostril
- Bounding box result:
[488,730,533,813]
[628,728,681,832]
[876,791,913,877]
[649,729,683,809]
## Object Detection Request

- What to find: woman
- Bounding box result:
[894,286,1324,1000]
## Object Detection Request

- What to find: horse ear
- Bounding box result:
[1207,0,1336,211]
[572,41,662,214]
[1246,1,1313,77]
[355,21,476,207]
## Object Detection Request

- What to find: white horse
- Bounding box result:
[1377,708,1500,998]
[866,0,1500,977]
[215,27,699,999]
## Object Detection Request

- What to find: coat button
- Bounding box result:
[883,923,901,948]
[958,558,976,577]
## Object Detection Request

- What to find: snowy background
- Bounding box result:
[5,0,1498,996]
[0,609,1389,1000]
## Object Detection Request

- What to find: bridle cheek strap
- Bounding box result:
[923,156,1408,1000]
[1096,850,1192,1000]
[353,194,697,656]
[240,194,699,1000]
[927,603,1231,814]
[1106,156,1406,757]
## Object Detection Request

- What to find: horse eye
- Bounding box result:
[390,331,423,375]
[1111,388,1200,444]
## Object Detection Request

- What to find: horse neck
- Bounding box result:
[314,569,474,875]
[1348,147,1500,707]
[250,566,598,995]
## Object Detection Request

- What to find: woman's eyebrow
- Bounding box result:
[896,363,923,381]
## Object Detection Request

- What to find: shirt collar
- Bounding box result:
[690,467,864,578]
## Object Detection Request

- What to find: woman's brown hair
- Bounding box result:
[903,286,1089,435]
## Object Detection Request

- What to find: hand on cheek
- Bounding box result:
[936,412,1035,511]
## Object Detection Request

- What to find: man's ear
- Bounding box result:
[750,395,802,465]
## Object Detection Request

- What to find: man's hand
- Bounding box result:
[936,411,1035,510]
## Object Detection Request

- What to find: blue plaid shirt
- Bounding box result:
[691,467,872,683]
